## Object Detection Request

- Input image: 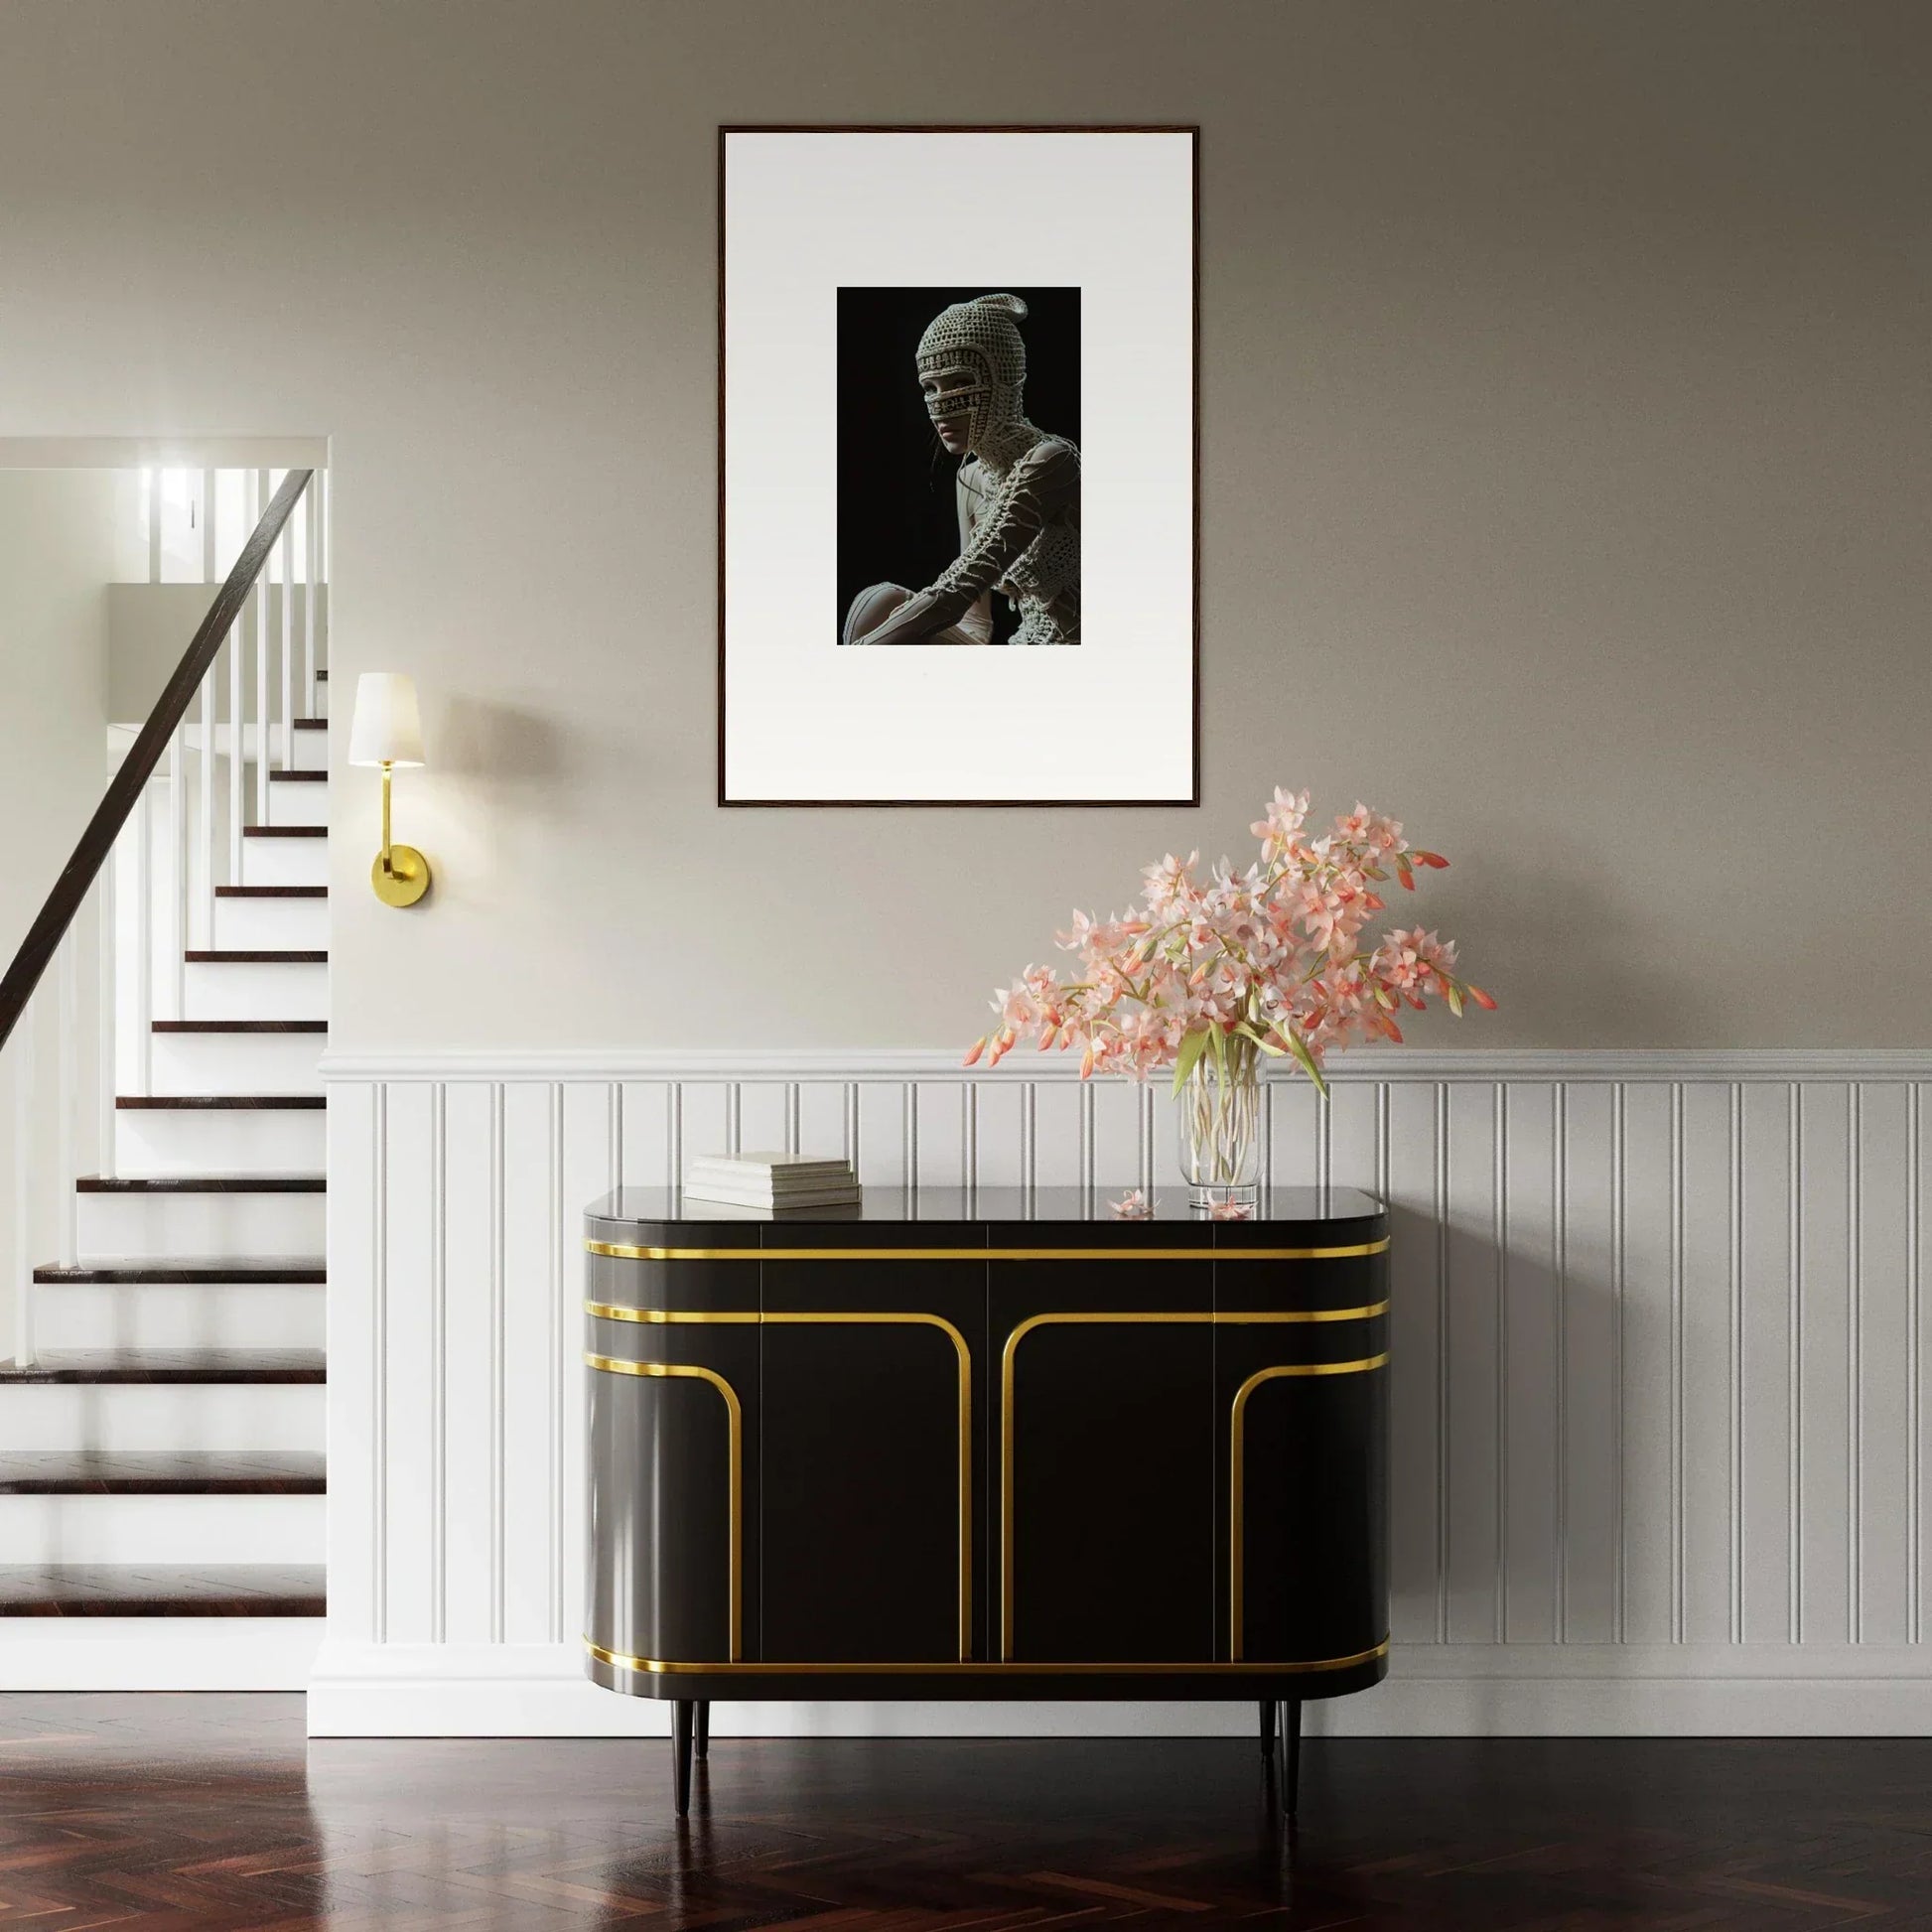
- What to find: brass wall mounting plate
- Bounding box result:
[372,843,431,907]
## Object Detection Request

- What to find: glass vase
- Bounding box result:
[1175,1049,1263,1212]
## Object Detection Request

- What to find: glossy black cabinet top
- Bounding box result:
[586,1185,1385,1241]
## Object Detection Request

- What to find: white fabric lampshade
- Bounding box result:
[347,672,427,767]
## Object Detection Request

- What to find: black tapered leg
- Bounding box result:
[1258,1699,1276,1759]
[671,1701,694,1817]
[695,1701,710,1762]
[1279,1698,1303,1818]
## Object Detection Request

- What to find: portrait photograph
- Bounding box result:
[838,287,1081,651]
[721,127,1196,804]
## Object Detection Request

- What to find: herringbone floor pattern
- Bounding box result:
[0,1696,1929,1927]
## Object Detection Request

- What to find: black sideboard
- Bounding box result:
[583,1185,1389,1814]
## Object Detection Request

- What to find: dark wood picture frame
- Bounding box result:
[717,124,1200,809]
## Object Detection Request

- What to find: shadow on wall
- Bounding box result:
[420,695,572,897]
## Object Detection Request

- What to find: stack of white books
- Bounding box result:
[683,1152,861,1211]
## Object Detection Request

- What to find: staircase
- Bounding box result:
[0,470,328,1687]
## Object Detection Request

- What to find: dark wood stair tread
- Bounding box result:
[0,1349,324,1385]
[152,1021,327,1034]
[34,1260,325,1285]
[243,825,326,838]
[315,669,328,679]
[0,1564,325,1617]
[118,1094,326,1110]
[268,769,328,782]
[184,950,328,963]
[76,1174,324,1192]
[0,1450,325,1494]
[293,717,327,731]
[215,886,327,898]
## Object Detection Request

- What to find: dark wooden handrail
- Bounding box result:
[0,468,316,1055]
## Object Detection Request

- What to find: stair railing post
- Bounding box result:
[96,856,115,1182]
[133,775,152,1096]
[200,657,216,951]
[280,513,294,771]
[303,477,319,710]
[169,724,188,1020]
[11,996,37,1367]
[57,931,77,1270]
[254,468,271,827]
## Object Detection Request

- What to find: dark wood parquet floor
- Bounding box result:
[1,1695,1929,1928]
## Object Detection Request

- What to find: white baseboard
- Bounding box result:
[305,1642,1932,1738]
[0,1619,324,1691]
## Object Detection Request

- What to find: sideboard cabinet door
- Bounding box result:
[992,1236,1216,1664]
[759,1253,987,1663]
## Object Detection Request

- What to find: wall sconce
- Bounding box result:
[348,672,432,907]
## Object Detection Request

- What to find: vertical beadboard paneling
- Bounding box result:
[1383,1080,1442,1645]
[379,1083,437,1644]
[1680,1082,1735,1644]
[557,1083,618,1646]
[497,1082,558,1646]
[325,1082,378,1644]
[1737,1081,1794,1642]
[618,1081,672,1187]
[1087,1078,1143,1191]
[440,1082,496,1645]
[323,1055,1932,1728]
[1856,1083,1912,1643]
[1268,1078,1321,1190]
[735,1081,790,1159]
[1326,1081,1381,1194]
[794,1079,850,1164]
[1798,1083,1853,1645]
[1443,1083,1501,1643]
[1560,1082,1619,1642]
[1029,1080,1083,1189]
[1501,1083,1558,1643]
[1618,1084,1674,1644]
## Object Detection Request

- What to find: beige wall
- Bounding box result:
[0,0,1924,1050]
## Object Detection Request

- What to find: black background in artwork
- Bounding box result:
[836,287,1079,647]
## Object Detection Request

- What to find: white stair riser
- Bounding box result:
[0,1494,324,1565]
[0,1385,324,1452]
[214,896,329,950]
[267,782,329,828]
[150,1031,323,1095]
[0,1620,323,1692]
[117,1108,326,1176]
[32,1284,323,1353]
[183,960,328,1022]
[241,838,328,889]
[77,1190,325,1262]
[291,729,328,772]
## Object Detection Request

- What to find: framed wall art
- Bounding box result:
[718,125,1199,806]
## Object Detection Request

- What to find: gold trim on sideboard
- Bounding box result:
[1228,1353,1391,1660]
[999,1314,1390,1661]
[584,1308,973,1661]
[587,1239,1389,1264]
[585,1636,1391,1677]
[583,1353,743,1661]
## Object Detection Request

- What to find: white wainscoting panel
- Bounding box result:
[311,1049,1932,1736]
